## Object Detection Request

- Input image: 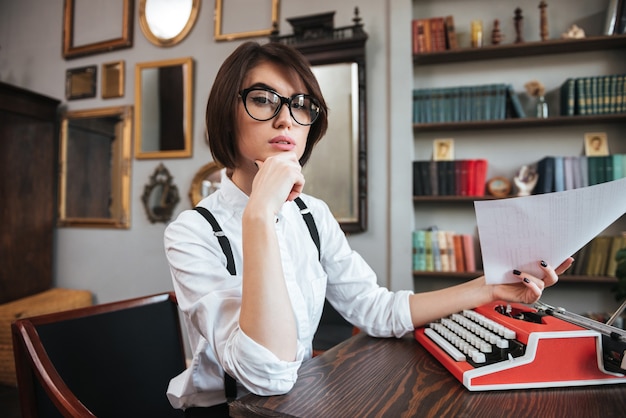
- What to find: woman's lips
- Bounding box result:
[269,135,295,151]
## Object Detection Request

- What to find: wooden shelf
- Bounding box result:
[413,34,626,65]
[413,271,619,284]
[413,113,626,133]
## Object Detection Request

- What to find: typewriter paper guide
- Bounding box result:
[475,176,626,285]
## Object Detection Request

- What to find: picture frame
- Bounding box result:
[433,138,454,161]
[63,0,134,59]
[65,65,97,100]
[214,0,280,41]
[102,60,125,99]
[584,132,609,156]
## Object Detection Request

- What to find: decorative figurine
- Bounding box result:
[524,80,548,118]
[561,24,586,39]
[491,19,503,45]
[539,1,548,41]
[514,8,524,43]
[514,165,538,196]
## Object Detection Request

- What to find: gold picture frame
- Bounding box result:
[58,106,133,229]
[102,61,125,99]
[63,0,134,59]
[65,65,97,100]
[214,0,280,41]
[189,161,224,206]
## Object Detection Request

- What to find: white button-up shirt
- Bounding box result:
[164,175,414,409]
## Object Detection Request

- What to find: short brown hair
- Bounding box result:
[206,41,328,168]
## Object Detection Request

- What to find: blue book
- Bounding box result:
[612,154,624,180]
[553,156,565,192]
[535,156,555,194]
[507,84,526,118]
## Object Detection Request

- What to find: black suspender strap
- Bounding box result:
[294,197,321,261]
[193,198,320,403]
[193,207,236,276]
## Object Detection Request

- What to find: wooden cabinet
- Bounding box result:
[0,82,60,304]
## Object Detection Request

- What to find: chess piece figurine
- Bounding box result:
[514,8,524,43]
[539,1,548,41]
[491,19,503,45]
[514,165,538,196]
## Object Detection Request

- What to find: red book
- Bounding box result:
[412,19,431,54]
[474,159,488,196]
[429,17,446,52]
[453,234,466,272]
[462,234,476,272]
[444,15,458,50]
[465,160,476,196]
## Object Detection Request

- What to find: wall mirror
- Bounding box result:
[135,57,193,159]
[142,163,180,223]
[58,106,133,228]
[139,0,200,47]
[189,161,225,206]
[63,0,134,59]
[270,9,368,233]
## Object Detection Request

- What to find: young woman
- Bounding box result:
[164,41,573,416]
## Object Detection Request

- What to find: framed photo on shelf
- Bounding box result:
[433,138,454,161]
[584,132,609,156]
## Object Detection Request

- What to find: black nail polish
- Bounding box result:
[540,260,547,267]
[523,277,530,283]
[513,269,521,275]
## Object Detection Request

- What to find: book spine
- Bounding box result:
[444,15,458,49]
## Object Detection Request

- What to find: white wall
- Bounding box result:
[0,0,391,304]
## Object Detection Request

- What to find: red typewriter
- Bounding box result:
[415,301,626,391]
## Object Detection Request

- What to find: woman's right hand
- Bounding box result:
[249,152,305,216]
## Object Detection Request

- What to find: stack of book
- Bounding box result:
[412,15,458,54]
[560,74,625,116]
[412,84,525,123]
[534,154,626,194]
[563,234,626,278]
[412,228,477,273]
[413,159,488,197]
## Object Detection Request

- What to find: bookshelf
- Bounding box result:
[410,0,626,291]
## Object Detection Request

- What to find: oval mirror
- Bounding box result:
[139,0,200,47]
[189,161,225,206]
[135,57,194,159]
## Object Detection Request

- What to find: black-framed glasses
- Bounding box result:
[239,87,320,126]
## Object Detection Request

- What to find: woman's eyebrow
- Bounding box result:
[246,82,275,91]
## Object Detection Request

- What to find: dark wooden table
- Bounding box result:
[230,332,626,418]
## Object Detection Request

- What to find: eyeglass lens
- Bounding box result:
[242,88,319,125]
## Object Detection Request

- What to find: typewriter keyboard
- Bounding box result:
[424,309,526,367]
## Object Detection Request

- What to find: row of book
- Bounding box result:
[560,74,626,116]
[411,15,457,54]
[413,228,477,273]
[413,159,488,197]
[564,234,626,278]
[412,84,525,124]
[535,154,626,194]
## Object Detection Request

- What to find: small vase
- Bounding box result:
[536,96,548,118]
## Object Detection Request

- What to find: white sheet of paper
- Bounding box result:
[475,177,626,284]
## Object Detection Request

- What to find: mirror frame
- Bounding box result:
[142,163,180,223]
[214,0,280,41]
[134,57,194,159]
[270,9,368,233]
[63,0,134,59]
[58,106,133,228]
[139,0,200,47]
[189,161,225,206]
